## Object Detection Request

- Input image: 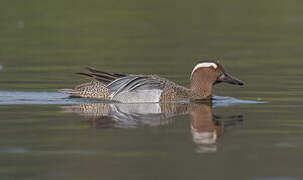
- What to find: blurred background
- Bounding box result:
[1,0,303,180]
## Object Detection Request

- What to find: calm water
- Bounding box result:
[1,0,303,179]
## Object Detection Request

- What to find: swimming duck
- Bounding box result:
[59,61,244,103]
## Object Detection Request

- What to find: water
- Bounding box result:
[1,0,303,179]
[0,91,261,105]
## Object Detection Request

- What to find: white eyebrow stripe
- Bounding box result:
[191,62,218,77]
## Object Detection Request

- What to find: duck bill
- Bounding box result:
[216,73,244,86]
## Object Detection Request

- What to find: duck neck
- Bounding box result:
[190,71,214,99]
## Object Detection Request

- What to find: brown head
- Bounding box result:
[190,61,244,99]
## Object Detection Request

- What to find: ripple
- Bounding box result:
[0,91,264,106]
[212,95,265,107]
[0,147,31,153]
[0,91,101,105]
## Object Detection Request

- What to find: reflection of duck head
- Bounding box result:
[190,103,221,145]
[189,103,243,153]
[61,102,243,153]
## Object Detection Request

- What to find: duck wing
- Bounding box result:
[106,76,165,103]
[75,67,167,102]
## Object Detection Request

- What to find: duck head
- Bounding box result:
[190,61,244,98]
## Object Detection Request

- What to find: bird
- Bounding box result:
[59,61,244,103]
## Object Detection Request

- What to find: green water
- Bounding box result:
[1,0,303,179]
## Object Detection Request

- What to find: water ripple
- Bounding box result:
[0,91,263,106]
[0,91,100,105]
[212,95,264,107]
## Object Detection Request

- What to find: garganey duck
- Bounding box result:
[59,61,244,103]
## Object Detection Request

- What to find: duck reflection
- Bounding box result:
[61,102,243,153]
[189,104,243,153]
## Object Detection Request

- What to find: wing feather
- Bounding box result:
[76,67,127,85]
[106,76,164,99]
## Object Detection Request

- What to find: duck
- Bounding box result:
[59,61,244,103]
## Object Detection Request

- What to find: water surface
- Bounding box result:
[1,0,303,179]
